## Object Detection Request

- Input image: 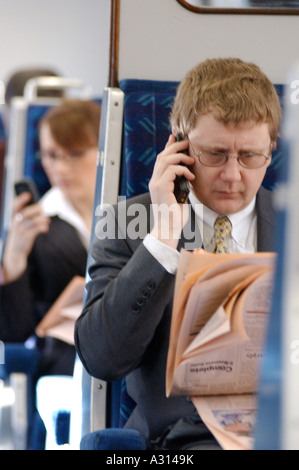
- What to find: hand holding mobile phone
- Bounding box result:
[174,135,190,204]
[14,178,40,205]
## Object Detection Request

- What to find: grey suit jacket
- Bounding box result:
[75,186,276,442]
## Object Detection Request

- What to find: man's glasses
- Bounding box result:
[188,138,271,169]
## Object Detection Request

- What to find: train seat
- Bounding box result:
[0,93,62,450]
[0,77,94,449]
[82,80,286,450]
[37,79,285,450]
[36,375,73,449]
[0,112,7,213]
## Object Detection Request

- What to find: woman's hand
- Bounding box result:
[148,134,195,249]
[2,192,50,282]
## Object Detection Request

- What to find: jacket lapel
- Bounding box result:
[256,186,276,252]
[177,203,203,252]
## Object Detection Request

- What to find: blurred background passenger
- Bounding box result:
[0,99,101,377]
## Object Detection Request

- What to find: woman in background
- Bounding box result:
[0,99,100,376]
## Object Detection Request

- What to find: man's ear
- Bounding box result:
[266,155,272,168]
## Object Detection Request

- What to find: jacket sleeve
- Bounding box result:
[75,203,175,381]
[0,272,37,342]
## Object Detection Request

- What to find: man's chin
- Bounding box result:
[210,199,244,215]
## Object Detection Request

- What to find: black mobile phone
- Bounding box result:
[14,178,40,205]
[173,135,190,204]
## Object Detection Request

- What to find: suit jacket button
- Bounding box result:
[142,289,150,299]
[136,297,145,307]
[132,303,141,314]
[147,280,156,291]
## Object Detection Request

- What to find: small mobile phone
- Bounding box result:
[173,134,190,204]
[14,178,40,205]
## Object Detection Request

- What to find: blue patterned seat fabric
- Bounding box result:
[120,80,284,199]
[24,104,52,197]
[119,79,179,198]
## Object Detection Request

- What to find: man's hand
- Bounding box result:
[148,134,195,249]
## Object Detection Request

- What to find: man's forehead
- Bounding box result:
[190,113,270,136]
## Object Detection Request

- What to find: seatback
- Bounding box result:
[119,79,179,197]
[0,77,94,449]
[120,80,284,197]
[78,80,285,444]
[78,82,180,437]
[0,112,7,213]
[72,88,124,444]
[254,76,298,450]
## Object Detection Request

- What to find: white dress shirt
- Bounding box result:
[40,187,90,249]
[143,190,257,274]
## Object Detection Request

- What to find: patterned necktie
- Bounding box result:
[213,216,232,254]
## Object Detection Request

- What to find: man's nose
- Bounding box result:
[219,156,242,182]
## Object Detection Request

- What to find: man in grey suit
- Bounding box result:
[75,58,282,449]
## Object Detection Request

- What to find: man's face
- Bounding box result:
[188,113,272,215]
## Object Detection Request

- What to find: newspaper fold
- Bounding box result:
[166,249,276,450]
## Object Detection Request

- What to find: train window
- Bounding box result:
[176,0,299,14]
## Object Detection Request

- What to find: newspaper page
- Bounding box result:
[35,275,85,344]
[166,251,275,396]
[192,394,257,450]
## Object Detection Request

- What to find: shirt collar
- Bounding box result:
[40,187,90,249]
[188,190,256,249]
